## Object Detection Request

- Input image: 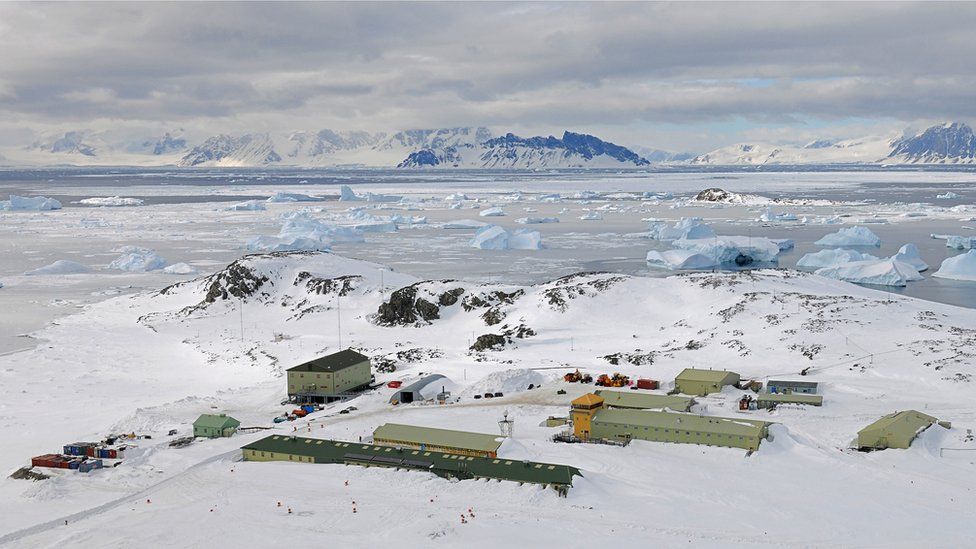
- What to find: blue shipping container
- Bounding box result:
[302,405,315,414]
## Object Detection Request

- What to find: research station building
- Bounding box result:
[193,413,240,438]
[857,410,944,450]
[287,349,372,403]
[372,423,504,458]
[674,368,740,396]
[766,380,819,395]
[594,390,695,411]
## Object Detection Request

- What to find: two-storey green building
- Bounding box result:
[287,349,372,403]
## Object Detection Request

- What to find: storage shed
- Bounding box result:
[590,409,771,451]
[674,368,740,396]
[857,410,940,450]
[372,423,504,458]
[594,390,695,411]
[756,393,823,408]
[193,413,240,438]
[287,349,372,403]
[766,380,819,395]
[389,374,448,405]
[241,435,582,496]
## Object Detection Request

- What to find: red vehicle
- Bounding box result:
[387,380,403,389]
[636,379,659,390]
[292,408,308,418]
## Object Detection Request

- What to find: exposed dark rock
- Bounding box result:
[438,288,465,307]
[375,284,441,326]
[470,333,507,352]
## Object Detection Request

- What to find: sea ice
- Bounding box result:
[364,192,402,203]
[78,196,144,207]
[162,262,197,275]
[444,192,468,201]
[468,225,542,250]
[672,235,781,265]
[815,259,923,287]
[933,250,976,281]
[441,219,488,229]
[266,191,324,203]
[247,212,364,252]
[814,226,881,247]
[645,249,718,270]
[937,192,961,199]
[515,217,559,224]
[945,235,976,250]
[225,200,267,211]
[389,214,427,225]
[797,248,879,269]
[757,207,798,222]
[647,217,714,241]
[889,243,928,272]
[109,248,167,272]
[579,211,603,220]
[771,238,795,251]
[479,207,506,217]
[0,195,62,211]
[24,260,92,276]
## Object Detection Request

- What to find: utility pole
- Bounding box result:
[337,292,342,349]
[239,299,244,343]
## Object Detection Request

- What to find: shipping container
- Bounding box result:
[387,380,403,389]
[636,379,659,390]
[67,460,81,470]
[301,405,315,414]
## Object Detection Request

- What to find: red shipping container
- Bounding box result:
[85,446,97,457]
[387,381,403,389]
[636,379,659,390]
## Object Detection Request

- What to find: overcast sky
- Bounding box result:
[0,2,974,152]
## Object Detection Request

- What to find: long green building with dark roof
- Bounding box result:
[241,434,581,496]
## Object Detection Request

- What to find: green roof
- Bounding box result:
[593,409,770,437]
[194,414,240,429]
[757,393,823,405]
[675,368,738,382]
[594,390,695,411]
[287,349,369,373]
[859,410,937,435]
[373,423,504,453]
[242,435,581,487]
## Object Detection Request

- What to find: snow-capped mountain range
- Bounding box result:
[5,122,976,168]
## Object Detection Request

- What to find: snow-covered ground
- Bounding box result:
[2,170,976,546]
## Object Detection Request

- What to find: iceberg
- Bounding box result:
[797,248,879,269]
[936,192,961,199]
[647,217,714,241]
[672,235,781,265]
[645,249,718,270]
[469,225,543,250]
[247,211,364,252]
[933,250,976,281]
[365,192,402,203]
[24,260,91,276]
[267,191,324,203]
[78,196,144,207]
[444,192,469,201]
[814,226,881,247]
[815,259,923,287]
[516,217,559,224]
[945,235,976,250]
[109,248,167,272]
[225,200,266,211]
[339,185,362,201]
[162,262,197,275]
[479,207,506,217]
[246,235,326,252]
[1,195,62,211]
[389,214,427,225]
[579,211,603,221]
[757,207,798,222]
[771,238,795,251]
[442,219,488,229]
[889,243,928,272]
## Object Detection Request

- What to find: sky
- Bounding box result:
[0,1,974,153]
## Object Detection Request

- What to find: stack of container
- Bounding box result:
[78,459,103,473]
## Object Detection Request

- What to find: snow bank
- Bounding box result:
[796,248,879,269]
[890,243,928,272]
[815,259,922,287]
[24,259,91,276]
[479,207,506,217]
[162,263,197,275]
[0,195,62,211]
[462,369,548,396]
[266,191,324,203]
[469,225,543,250]
[815,226,881,247]
[225,200,266,211]
[672,235,781,265]
[933,250,976,281]
[78,196,144,207]
[109,248,167,272]
[647,217,715,241]
[441,219,487,229]
[516,217,559,224]
[645,249,718,270]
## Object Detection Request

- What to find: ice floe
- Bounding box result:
[469,225,542,250]
[78,196,144,207]
[797,248,879,269]
[24,260,92,276]
[937,192,962,199]
[757,207,798,222]
[579,211,603,221]
[814,226,881,247]
[933,250,976,282]
[162,262,198,275]
[645,249,718,270]
[0,195,62,211]
[515,217,559,224]
[479,207,506,217]
[815,259,922,287]
[647,217,714,241]
[225,200,267,211]
[246,212,364,252]
[266,191,324,203]
[441,219,488,230]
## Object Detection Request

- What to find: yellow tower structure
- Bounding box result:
[571,393,605,440]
